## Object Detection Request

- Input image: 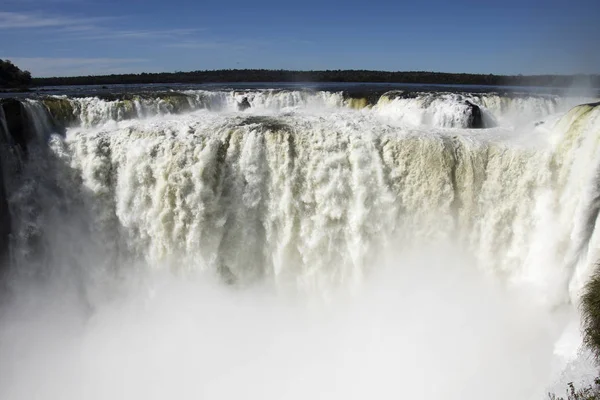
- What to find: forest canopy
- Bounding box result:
[33,69,600,88]
[0,60,596,88]
[0,60,32,88]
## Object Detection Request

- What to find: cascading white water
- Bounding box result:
[41,90,596,129]
[0,91,599,400]
[61,90,348,128]
[21,99,56,143]
[372,91,595,128]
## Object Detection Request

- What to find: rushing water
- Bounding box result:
[0,88,599,400]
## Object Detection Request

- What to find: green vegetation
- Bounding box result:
[33,69,600,88]
[0,60,32,88]
[550,268,600,400]
[549,379,600,400]
[582,269,600,360]
[42,98,77,126]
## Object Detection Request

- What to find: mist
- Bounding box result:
[0,243,575,400]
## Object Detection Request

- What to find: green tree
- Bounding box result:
[0,60,32,88]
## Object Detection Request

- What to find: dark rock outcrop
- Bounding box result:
[465,101,484,129]
[237,97,251,111]
[1,99,33,155]
[0,104,15,276]
[0,158,10,276]
[0,98,38,277]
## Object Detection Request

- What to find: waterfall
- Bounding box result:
[0,90,599,400]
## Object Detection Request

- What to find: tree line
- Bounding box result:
[32,69,600,88]
[1,59,598,88]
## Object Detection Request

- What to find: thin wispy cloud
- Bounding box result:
[72,28,202,41]
[3,0,84,3]
[168,41,222,50]
[0,11,104,29]
[0,11,201,44]
[3,57,150,77]
[168,38,269,51]
[1,10,267,75]
[7,57,148,66]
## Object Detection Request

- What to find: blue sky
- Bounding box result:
[1,0,599,77]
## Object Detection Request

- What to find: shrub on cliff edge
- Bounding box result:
[550,268,600,400]
[582,270,600,360]
[0,60,32,88]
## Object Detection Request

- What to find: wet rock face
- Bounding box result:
[0,98,39,277]
[0,101,17,276]
[0,161,10,276]
[42,98,76,128]
[237,97,251,111]
[1,99,32,154]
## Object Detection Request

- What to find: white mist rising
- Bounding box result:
[0,247,571,400]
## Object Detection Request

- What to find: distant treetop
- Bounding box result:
[32,69,600,88]
[0,60,32,88]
